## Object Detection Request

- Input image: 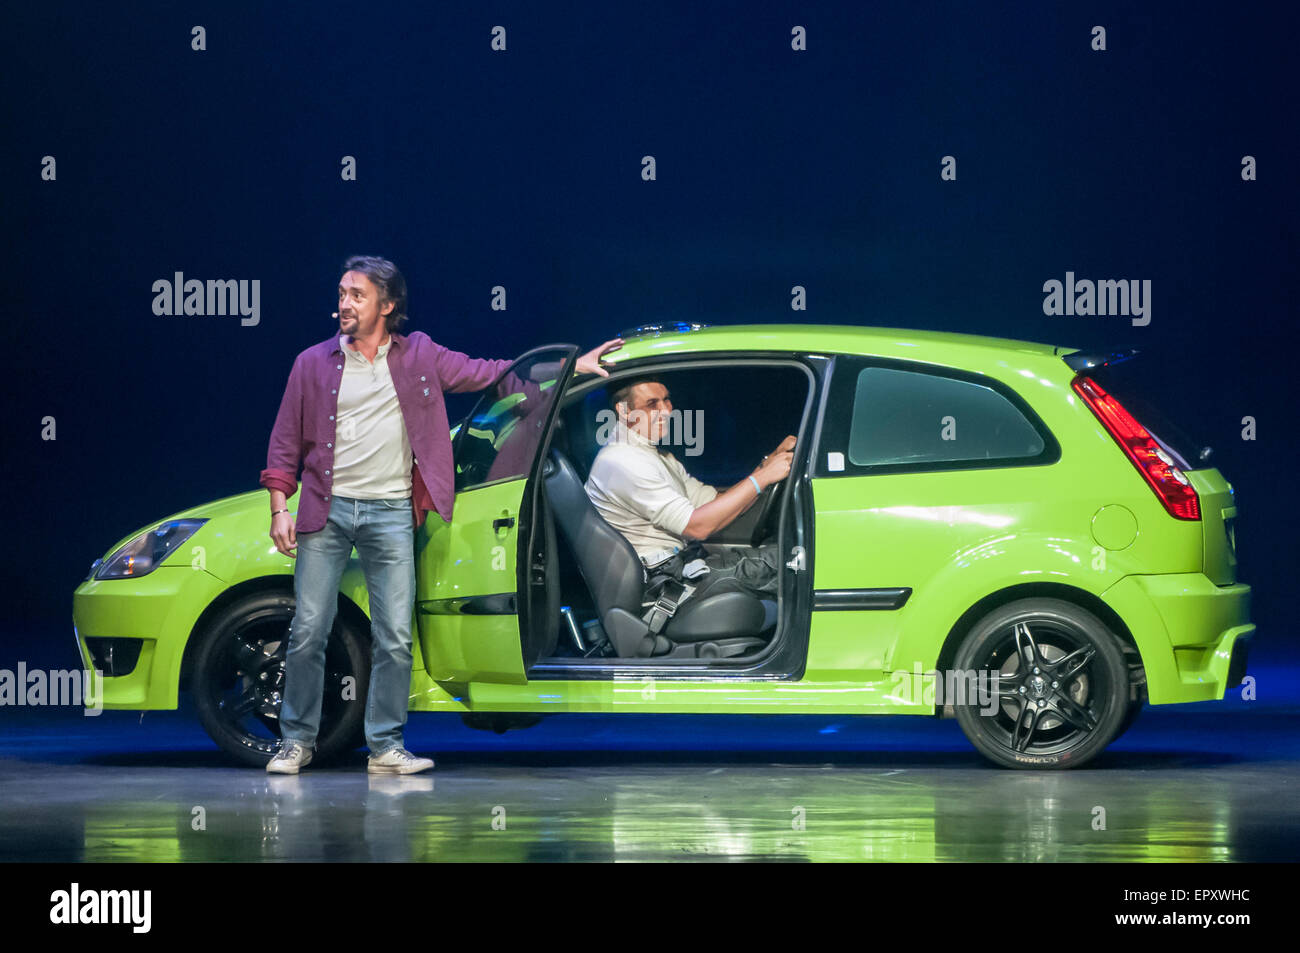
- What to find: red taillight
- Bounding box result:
[1072,376,1200,520]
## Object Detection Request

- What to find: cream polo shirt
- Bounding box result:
[329,334,413,500]
[584,420,719,564]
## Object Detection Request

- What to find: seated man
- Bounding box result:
[584,376,795,599]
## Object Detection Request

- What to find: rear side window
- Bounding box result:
[850,366,1045,466]
[816,358,1059,477]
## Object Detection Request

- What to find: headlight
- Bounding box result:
[93,519,208,579]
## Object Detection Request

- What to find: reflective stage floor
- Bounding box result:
[1,702,1296,862]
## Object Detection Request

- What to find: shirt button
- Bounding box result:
[336,365,342,370]
[329,415,334,420]
[327,443,332,448]
[331,389,337,394]
[325,469,330,475]
[420,376,426,382]
[423,387,430,396]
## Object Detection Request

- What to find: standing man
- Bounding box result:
[260,255,620,774]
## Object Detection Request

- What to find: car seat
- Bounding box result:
[543,449,774,659]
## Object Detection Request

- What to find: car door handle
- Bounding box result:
[493,516,516,533]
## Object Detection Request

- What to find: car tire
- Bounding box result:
[952,598,1129,769]
[191,591,369,767]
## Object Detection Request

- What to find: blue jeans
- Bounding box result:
[280,495,416,756]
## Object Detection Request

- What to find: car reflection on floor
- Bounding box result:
[0,704,1294,862]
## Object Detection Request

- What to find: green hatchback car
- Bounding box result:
[72,324,1253,769]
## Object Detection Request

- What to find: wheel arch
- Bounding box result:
[178,576,373,692]
[932,582,1145,687]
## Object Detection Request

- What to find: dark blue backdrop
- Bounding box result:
[5,2,1296,701]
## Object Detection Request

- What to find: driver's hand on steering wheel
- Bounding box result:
[761,435,797,466]
[754,435,796,488]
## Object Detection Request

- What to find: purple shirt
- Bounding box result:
[260,330,514,533]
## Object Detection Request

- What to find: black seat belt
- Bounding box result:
[642,576,695,634]
[639,542,709,635]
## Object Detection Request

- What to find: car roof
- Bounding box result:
[605,323,1071,366]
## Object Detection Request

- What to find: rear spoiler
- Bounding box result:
[1058,346,1140,372]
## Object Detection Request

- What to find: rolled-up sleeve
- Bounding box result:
[259,353,304,496]
[674,458,718,508]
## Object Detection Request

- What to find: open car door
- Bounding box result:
[415,345,579,685]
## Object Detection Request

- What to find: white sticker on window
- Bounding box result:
[827,451,845,472]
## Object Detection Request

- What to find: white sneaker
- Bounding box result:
[267,740,313,774]
[367,747,435,774]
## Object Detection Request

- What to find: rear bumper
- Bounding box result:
[1225,630,1251,692]
[1100,573,1254,705]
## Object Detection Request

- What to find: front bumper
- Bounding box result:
[72,565,228,709]
[1101,573,1254,705]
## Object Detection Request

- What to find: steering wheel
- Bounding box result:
[749,478,787,548]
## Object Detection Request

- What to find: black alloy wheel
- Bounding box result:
[952,598,1130,769]
[192,592,368,767]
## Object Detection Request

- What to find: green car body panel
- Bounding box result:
[73,324,1253,725]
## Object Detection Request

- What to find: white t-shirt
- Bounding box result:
[330,334,413,500]
[584,421,718,564]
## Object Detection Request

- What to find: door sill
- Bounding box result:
[528,656,795,680]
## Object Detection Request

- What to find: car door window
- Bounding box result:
[454,348,574,491]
